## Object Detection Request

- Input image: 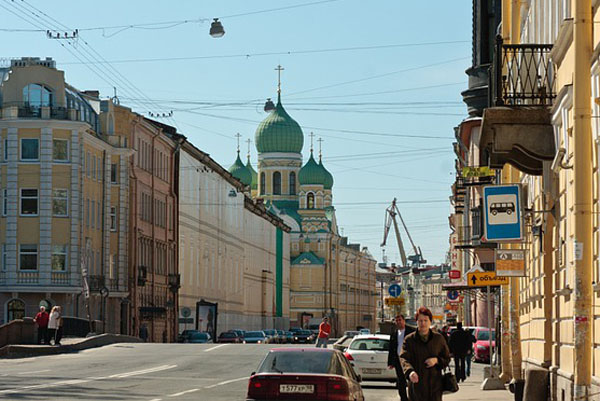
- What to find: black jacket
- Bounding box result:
[448,328,471,357]
[387,325,415,369]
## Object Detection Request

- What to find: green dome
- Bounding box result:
[246,156,258,190]
[319,159,334,189]
[299,153,326,186]
[255,99,304,153]
[228,154,252,186]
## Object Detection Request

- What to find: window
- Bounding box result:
[52,189,68,217]
[86,198,90,227]
[260,172,265,195]
[3,138,7,161]
[20,138,39,161]
[92,155,96,179]
[273,171,281,195]
[91,200,95,229]
[20,189,38,215]
[23,84,52,108]
[289,172,296,195]
[110,163,118,183]
[19,244,38,270]
[52,139,69,161]
[7,299,25,322]
[51,245,67,271]
[97,199,101,228]
[86,152,91,177]
[307,192,315,209]
[2,189,6,216]
[1,244,6,271]
[110,206,117,231]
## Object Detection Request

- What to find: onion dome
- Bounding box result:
[255,95,304,153]
[246,156,258,190]
[228,153,252,186]
[319,158,334,189]
[299,152,326,186]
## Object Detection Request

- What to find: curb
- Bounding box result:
[0,334,142,358]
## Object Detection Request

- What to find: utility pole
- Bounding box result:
[499,167,512,383]
[573,0,593,398]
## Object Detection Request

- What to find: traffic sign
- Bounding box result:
[467,271,509,287]
[448,270,461,279]
[447,290,459,301]
[483,185,523,242]
[388,283,402,297]
[181,307,192,318]
[495,249,526,276]
[385,297,405,306]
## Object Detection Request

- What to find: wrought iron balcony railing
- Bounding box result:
[2,102,70,119]
[88,275,105,291]
[492,35,555,107]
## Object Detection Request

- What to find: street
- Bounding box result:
[0,343,508,401]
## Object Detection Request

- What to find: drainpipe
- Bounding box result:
[573,0,593,398]
[499,167,512,383]
[509,166,523,382]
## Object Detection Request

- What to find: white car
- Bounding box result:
[343,334,396,382]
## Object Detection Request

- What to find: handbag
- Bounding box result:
[442,368,459,393]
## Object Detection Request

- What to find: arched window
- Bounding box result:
[307,192,315,209]
[289,172,296,195]
[6,299,25,322]
[273,171,281,195]
[22,84,53,108]
[260,172,266,195]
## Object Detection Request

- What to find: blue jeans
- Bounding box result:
[315,337,328,348]
[466,353,472,376]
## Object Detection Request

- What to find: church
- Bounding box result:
[229,71,377,335]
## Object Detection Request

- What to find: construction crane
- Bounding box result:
[381,198,426,267]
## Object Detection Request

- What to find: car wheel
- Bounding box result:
[507,209,512,214]
[491,210,497,216]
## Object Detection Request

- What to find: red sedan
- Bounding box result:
[247,348,364,401]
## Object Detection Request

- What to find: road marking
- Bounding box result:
[204,377,247,389]
[203,344,228,352]
[149,399,162,401]
[168,388,199,397]
[109,364,177,379]
[16,369,51,375]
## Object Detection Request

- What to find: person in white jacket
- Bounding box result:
[48,306,61,345]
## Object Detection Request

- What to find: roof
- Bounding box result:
[246,157,258,190]
[255,97,304,153]
[319,158,334,189]
[292,251,325,265]
[270,347,336,353]
[228,153,252,186]
[299,152,326,186]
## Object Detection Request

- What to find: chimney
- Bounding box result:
[83,90,100,99]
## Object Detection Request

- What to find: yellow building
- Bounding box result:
[0,58,130,332]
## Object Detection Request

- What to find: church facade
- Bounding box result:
[229,87,377,335]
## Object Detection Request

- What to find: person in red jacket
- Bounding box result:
[315,317,331,348]
[33,306,49,344]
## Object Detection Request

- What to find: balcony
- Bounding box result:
[88,275,105,291]
[478,36,557,175]
[2,102,73,120]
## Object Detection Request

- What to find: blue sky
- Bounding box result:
[3,0,472,265]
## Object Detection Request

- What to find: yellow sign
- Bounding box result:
[461,166,495,178]
[467,271,509,287]
[385,297,405,306]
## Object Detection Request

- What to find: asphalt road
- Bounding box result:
[0,343,492,401]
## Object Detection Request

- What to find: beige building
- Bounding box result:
[0,58,130,332]
[179,140,291,334]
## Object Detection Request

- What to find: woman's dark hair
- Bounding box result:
[415,306,433,322]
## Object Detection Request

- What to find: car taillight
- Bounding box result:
[247,376,267,399]
[343,352,354,361]
[327,376,349,400]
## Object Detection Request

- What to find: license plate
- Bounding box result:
[362,368,382,374]
[280,384,314,394]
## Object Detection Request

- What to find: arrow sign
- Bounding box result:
[467,271,509,287]
[471,275,477,285]
[388,283,402,297]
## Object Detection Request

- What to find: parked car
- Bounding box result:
[308,324,320,337]
[243,331,268,344]
[293,330,315,344]
[473,327,496,363]
[332,331,359,352]
[284,331,294,343]
[359,328,370,335]
[344,334,396,382]
[229,329,246,338]
[177,330,201,343]
[247,348,364,401]
[263,329,278,344]
[276,330,287,344]
[218,331,242,343]
[185,332,212,344]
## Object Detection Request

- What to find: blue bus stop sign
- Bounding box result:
[388,283,402,297]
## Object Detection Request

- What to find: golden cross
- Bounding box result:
[275,64,284,94]
[317,138,324,160]
[235,133,242,154]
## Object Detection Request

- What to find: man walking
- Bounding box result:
[387,314,414,401]
[33,306,49,344]
[315,317,330,348]
[448,322,470,382]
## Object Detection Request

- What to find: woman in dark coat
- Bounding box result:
[400,307,451,401]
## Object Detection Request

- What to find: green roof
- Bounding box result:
[228,154,252,186]
[299,152,326,186]
[255,97,304,153]
[246,156,258,190]
[292,251,325,265]
[319,158,334,189]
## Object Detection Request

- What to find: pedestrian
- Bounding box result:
[33,306,49,345]
[387,314,415,401]
[315,316,330,348]
[48,306,60,345]
[139,323,148,342]
[448,322,470,382]
[466,328,476,377]
[400,306,451,401]
[53,306,64,346]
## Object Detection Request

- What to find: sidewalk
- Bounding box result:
[445,363,513,401]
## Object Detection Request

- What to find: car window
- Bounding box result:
[339,354,358,380]
[192,333,208,339]
[300,330,312,335]
[221,333,235,338]
[349,338,389,351]
[258,351,333,374]
[246,331,264,337]
[476,330,495,341]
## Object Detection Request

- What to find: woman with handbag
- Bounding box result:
[400,306,451,401]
